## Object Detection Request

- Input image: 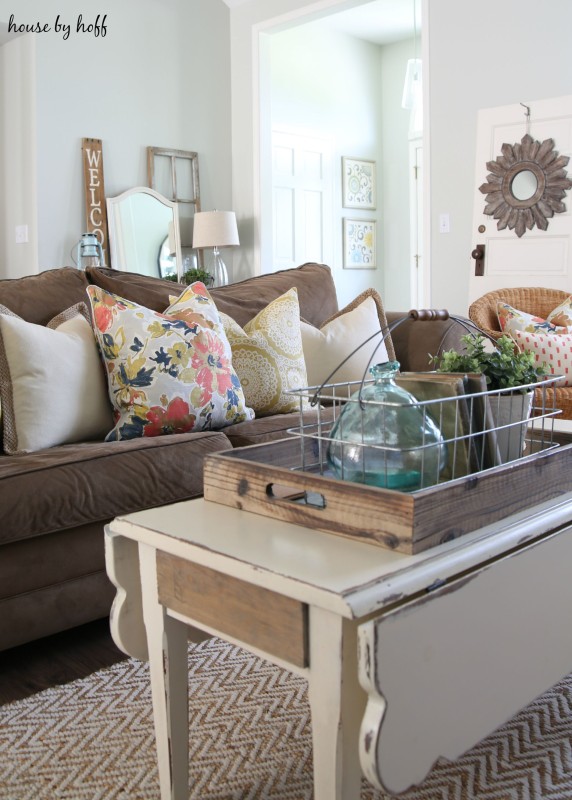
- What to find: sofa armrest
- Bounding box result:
[386,311,471,373]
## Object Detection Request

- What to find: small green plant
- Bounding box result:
[430,333,550,392]
[164,267,214,286]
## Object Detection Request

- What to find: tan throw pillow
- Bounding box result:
[300,289,394,390]
[0,303,113,454]
[219,288,309,416]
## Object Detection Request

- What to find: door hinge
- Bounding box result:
[414,166,419,180]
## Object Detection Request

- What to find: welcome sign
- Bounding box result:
[82,138,110,266]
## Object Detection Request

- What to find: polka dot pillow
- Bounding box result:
[512,329,572,386]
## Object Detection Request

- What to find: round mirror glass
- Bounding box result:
[511,169,538,202]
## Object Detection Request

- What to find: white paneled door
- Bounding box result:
[469,96,572,305]
[272,130,333,271]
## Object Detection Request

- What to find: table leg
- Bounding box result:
[139,544,189,800]
[307,606,365,800]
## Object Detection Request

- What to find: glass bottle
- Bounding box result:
[327,361,447,492]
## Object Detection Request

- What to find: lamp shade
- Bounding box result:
[192,211,239,249]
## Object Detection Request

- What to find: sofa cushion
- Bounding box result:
[0,303,113,454]
[86,286,254,441]
[86,266,184,312]
[222,406,335,447]
[300,289,394,390]
[0,430,232,546]
[0,267,90,324]
[219,288,309,416]
[87,262,339,329]
[211,262,338,328]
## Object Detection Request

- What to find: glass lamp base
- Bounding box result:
[211,247,229,287]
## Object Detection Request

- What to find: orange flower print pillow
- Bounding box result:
[497,302,568,336]
[86,285,253,441]
[546,296,572,330]
[497,297,572,338]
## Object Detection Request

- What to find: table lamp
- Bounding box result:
[192,210,239,287]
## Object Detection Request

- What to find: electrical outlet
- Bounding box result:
[15,225,29,244]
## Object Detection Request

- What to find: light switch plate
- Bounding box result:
[15,225,29,244]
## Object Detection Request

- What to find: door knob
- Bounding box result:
[472,244,485,276]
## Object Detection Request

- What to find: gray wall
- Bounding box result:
[0,0,232,276]
[429,0,572,314]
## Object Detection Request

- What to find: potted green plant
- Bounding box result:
[430,332,550,462]
[165,267,214,287]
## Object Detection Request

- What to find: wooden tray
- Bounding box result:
[202,436,572,554]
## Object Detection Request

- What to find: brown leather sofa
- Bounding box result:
[0,263,465,651]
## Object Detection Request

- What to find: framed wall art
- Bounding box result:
[343,219,376,269]
[342,157,376,209]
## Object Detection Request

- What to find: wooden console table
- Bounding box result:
[105,494,572,799]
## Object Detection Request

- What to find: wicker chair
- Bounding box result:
[468,287,572,420]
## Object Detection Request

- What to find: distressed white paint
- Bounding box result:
[139,544,190,800]
[359,525,572,794]
[106,493,572,799]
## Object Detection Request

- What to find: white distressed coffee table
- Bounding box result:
[105,494,572,799]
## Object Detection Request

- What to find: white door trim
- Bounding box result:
[252,0,431,290]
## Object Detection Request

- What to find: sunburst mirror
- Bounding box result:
[479,133,572,237]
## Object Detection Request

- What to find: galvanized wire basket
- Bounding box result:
[287,309,565,492]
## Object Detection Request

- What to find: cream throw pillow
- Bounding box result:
[219,287,309,416]
[300,289,392,390]
[0,305,113,453]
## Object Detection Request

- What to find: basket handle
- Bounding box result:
[408,309,450,321]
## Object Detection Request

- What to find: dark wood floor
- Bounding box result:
[0,619,129,705]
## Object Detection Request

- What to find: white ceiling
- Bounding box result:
[222,0,417,46]
[319,0,417,45]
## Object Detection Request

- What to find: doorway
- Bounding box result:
[253,0,428,309]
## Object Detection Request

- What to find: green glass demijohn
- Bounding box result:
[327,361,447,492]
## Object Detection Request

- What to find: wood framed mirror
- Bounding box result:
[479,134,572,237]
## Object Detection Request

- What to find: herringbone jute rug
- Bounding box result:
[1,636,571,800]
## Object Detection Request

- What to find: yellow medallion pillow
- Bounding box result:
[215,288,308,416]
[86,285,254,441]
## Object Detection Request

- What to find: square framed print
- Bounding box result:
[342,157,376,209]
[343,219,376,269]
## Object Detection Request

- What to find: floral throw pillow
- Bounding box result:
[497,302,568,336]
[546,295,572,329]
[86,285,253,441]
[210,288,308,416]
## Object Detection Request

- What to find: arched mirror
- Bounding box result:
[106,187,182,280]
